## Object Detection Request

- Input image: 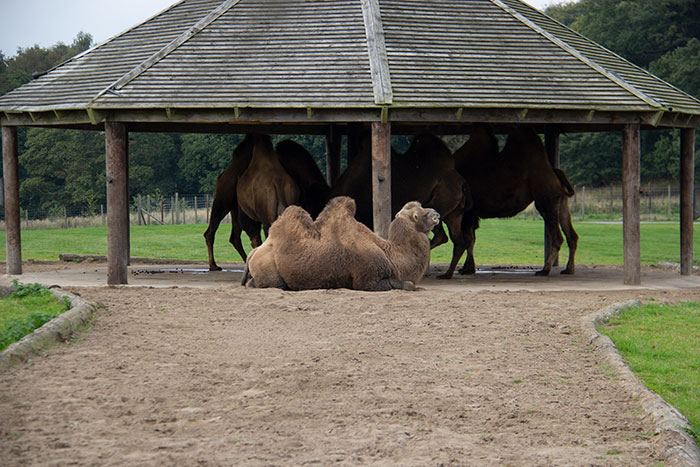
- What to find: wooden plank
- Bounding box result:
[325,124,342,186]
[360,0,393,105]
[622,124,641,285]
[105,122,130,285]
[544,126,560,267]
[2,126,22,275]
[680,128,695,275]
[371,122,391,238]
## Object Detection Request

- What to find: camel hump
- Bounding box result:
[554,168,575,197]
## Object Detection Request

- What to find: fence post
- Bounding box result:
[206,194,210,222]
[101,205,105,225]
[580,186,585,221]
[194,196,198,224]
[647,181,652,219]
[137,194,143,226]
[175,193,179,224]
[147,194,151,226]
[667,185,671,219]
[64,206,68,229]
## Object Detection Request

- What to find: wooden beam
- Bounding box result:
[325,124,342,186]
[544,126,560,267]
[680,128,695,275]
[105,122,130,285]
[2,126,22,275]
[622,124,641,285]
[371,122,391,238]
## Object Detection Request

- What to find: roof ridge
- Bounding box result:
[89,0,242,105]
[361,0,393,105]
[488,0,664,110]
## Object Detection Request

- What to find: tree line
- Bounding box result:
[1,0,699,217]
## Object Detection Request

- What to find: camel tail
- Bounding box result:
[554,168,575,197]
[241,261,250,286]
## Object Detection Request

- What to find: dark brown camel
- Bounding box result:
[276,139,331,218]
[203,135,262,271]
[454,124,578,276]
[236,133,301,235]
[331,133,471,279]
[241,197,440,291]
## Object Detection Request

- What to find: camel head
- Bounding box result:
[395,201,440,233]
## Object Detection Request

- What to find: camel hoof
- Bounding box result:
[402,281,416,291]
[436,272,453,280]
[561,268,575,275]
[458,268,476,275]
[535,269,550,276]
[209,265,222,272]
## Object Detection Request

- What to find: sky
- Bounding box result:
[0,0,559,58]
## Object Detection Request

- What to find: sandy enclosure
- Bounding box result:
[1,261,699,465]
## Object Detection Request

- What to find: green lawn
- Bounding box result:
[598,301,700,444]
[0,281,71,351]
[4,219,696,267]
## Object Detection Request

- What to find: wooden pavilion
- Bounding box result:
[2,0,699,285]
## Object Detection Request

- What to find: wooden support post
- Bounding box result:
[2,126,22,275]
[680,128,695,275]
[622,124,641,285]
[544,126,560,267]
[371,122,391,239]
[325,124,342,186]
[105,122,129,285]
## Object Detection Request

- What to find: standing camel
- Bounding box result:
[203,135,261,271]
[236,133,300,236]
[454,124,578,276]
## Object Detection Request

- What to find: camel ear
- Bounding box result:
[413,212,419,222]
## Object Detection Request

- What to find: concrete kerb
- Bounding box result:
[583,300,700,466]
[0,283,97,372]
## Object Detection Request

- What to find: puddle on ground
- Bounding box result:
[132,267,244,276]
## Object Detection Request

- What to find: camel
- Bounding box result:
[203,135,262,271]
[276,139,331,218]
[454,124,578,276]
[241,197,440,291]
[331,133,471,279]
[204,137,330,270]
[236,133,301,238]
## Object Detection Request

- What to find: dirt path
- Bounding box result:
[1,269,699,465]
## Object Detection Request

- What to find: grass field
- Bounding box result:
[599,301,700,444]
[1,218,698,267]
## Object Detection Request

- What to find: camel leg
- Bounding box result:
[203,196,233,271]
[558,197,578,275]
[430,222,449,249]
[459,220,478,275]
[535,199,563,276]
[227,205,248,263]
[240,210,263,249]
[437,211,467,280]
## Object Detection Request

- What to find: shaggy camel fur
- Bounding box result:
[242,197,440,291]
[454,124,578,276]
[331,134,470,280]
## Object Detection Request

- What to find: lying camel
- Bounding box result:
[454,124,578,276]
[236,133,301,237]
[241,197,440,291]
[331,133,471,279]
[203,135,260,270]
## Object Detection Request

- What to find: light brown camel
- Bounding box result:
[203,135,262,271]
[241,197,440,291]
[454,124,578,276]
[236,133,301,237]
[331,133,471,279]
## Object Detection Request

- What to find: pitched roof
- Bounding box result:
[1,0,699,126]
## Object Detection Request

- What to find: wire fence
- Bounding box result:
[1,185,699,230]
